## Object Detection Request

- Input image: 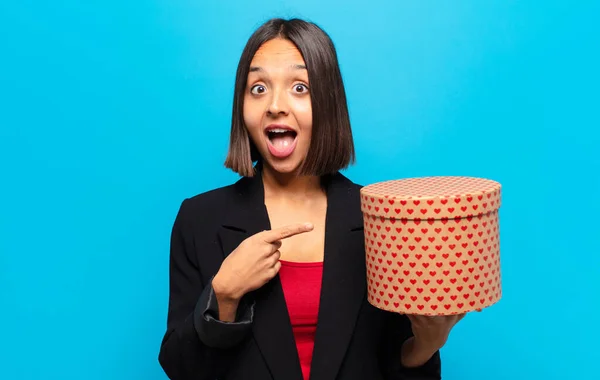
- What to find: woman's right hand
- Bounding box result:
[211,222,314,321]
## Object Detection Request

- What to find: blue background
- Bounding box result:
[1,1,599,379]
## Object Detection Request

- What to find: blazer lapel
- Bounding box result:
[217,166,304,380]
[309,173,366,380]
[216,166,366,380]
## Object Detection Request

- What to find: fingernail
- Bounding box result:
[304,222,314,229]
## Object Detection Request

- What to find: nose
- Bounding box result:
[266,88,289,116]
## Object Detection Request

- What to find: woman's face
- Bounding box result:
[243,38,312,175]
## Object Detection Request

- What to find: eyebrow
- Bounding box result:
[249,64,307,72]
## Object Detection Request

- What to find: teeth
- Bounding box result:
[268,128,290,133]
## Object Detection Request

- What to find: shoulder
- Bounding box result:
[180,185,235,215]
[173,178,244,229]
[329,171,364,200]
[325,171,366,226]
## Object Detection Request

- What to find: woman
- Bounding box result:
[158,18,464,380]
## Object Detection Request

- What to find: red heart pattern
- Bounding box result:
[360,176,502,315]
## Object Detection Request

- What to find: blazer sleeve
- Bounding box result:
[158,199,255,380]
[380,313,442,380]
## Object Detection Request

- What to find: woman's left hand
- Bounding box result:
[401,313,466,367]
[408,313,465,350]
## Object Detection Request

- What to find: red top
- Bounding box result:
[278,260,324,380]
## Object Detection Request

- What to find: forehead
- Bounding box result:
[250,38,305,67]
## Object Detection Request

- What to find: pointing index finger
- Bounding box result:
[262,223,314,243]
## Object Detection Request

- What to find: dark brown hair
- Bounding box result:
[224,18,355,177]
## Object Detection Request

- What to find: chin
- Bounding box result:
[263,156,304,175]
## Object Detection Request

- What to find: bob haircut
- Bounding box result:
[224,18,356,177]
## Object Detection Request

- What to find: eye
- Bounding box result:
[293,84,309,93]
[250,85,267,95]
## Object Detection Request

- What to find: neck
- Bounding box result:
[261,163,323,201]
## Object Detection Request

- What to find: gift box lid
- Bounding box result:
[360,176,502,219]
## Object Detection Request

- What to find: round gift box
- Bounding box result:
[360,176,502,315]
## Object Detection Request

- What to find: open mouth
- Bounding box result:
[265,126,298,158]
[266,128,297,144]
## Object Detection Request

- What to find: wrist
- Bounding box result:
[412,336,442,354]
[212,273,243,302]
[401,337,439,368]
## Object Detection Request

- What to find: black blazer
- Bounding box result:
[158,166,442,380]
